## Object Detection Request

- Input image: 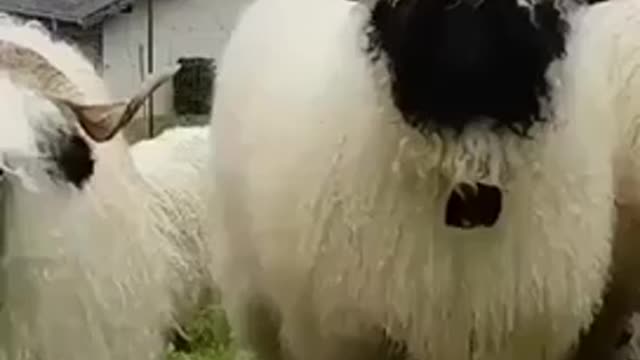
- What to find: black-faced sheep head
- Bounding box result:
[366,0,570,136]
[362,0,586,229]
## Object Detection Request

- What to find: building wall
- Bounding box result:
[102,0,249,121]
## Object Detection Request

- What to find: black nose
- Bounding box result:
[445,182,502,229]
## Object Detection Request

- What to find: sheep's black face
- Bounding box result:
[367,0,569,136]
[35,125,95,189]
[0,80,95,192]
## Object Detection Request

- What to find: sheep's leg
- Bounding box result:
[226,279,409,360]
[571,282,633,360]
[280,327,409,360]
[279,307,409,360]
[227,294,286,360]
[280,326,378,360]
[243,296,285,360]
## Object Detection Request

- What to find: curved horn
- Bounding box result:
[0,39,82,99]
[63,64,182,142]
[0,39,182,143]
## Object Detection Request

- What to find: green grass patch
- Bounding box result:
[167,305,252,360]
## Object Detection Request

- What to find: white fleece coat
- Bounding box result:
[131,125,214,327]
[207,0,640,359]
[0,14,179,360]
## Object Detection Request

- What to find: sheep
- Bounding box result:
[0,13,187,360]
[567,0,640,358]
[129,124,215,347]
[206,0,640,359]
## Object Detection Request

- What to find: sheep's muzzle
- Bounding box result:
[445,182,502,229]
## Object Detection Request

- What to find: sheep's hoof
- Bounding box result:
[445,182,502,229]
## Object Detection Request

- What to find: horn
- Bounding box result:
[0,39,181,143]
[0,39,82,99]
[61,64,182,142]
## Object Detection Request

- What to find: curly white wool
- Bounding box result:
[131,125,213,329]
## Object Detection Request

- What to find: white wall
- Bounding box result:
[102,0,250,116]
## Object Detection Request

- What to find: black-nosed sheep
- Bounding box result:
[207,0,640,359]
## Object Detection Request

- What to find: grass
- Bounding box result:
[167,304,251,360]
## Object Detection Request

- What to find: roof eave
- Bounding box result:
[0,7,78,24]
[0,0,135,29]
[78,0,134,28]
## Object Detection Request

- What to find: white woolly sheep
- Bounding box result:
[130,124,214,343]
[207,0,640,359]
[0,13,189,360]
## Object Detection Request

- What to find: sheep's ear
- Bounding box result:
[62,65,181,143]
